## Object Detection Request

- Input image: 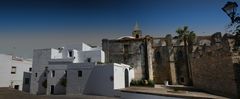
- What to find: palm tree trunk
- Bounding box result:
[184,36,192,85]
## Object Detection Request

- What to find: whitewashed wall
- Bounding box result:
[66,63,95,95]
[0,54,12,87]
[11,59,32,91]
[30,49,52,95]
[47,64,68,95]
[79,50,105,63]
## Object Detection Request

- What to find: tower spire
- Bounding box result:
[132,21,142,38]
[134,21,140,31]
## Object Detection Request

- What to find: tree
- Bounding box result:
[222,2,240,50]
[176,26,196,85]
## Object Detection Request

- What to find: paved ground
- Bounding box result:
[0,88,119,99]
[121,86,228,99]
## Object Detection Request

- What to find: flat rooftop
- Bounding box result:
[120,86,228,99]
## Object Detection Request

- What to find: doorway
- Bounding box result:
[50,85,54,94]
[125,69,129,87]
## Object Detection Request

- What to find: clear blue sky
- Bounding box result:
[0,0,238,58]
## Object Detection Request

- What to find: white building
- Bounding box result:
[0,54,32,92]
[30,43,134,96]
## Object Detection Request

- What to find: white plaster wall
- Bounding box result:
[100,50,105,63]
[113,65,125,89]
[0,54,12,87]
[51,49,63,59]
[30,49,52,95]
[84,65,114,96]
[66,63,95,95]
[11,59,32,91]
[129,68,135,83]
[113,63,134,89]
[66,63,131,96]
[80,50,105,63]
[47,64,68,95]
[72,50,79,63]
[121,92,182,99]
[82,43,92,51]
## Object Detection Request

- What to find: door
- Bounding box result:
[125,69,129,87]
[50,85,54,94]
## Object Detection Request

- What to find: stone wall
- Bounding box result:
[152,46,171,84]
[102,39,148,80]
[191,49,238,98]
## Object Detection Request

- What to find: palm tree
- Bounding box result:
[176,26,196,85]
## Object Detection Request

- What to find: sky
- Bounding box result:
[0,0,238,58]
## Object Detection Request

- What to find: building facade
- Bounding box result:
[103,24,240,98]
[30,43,134,96]
[0,54,32,91]
[102,23,179,85]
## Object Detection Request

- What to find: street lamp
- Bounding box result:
[222,1,238,23]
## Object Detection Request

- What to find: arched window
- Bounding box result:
[155,51,162,64]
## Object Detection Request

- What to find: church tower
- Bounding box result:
[132,22,142,38]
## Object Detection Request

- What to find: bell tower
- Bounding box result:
[132,22,142,38]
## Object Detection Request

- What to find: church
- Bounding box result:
[102,23,187,85]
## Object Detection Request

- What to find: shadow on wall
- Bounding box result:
[83,66,114,96]
[37,70,47,95]
[53,73,66,95]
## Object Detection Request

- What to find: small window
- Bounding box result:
[14,85,19,90]
[136,34,139,38]
[44,72,47,77]
[11,66,16,74]
[24,78,30,84]
[69,50,73,57]
[29,68,32,72]
[64,70,67,77]
[123,44,129,53]
[51,70,55,77]
[87,58,91,62]
[78,71,82,77]
[35,73,37,77]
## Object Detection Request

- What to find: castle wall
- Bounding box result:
[191,49,239,98]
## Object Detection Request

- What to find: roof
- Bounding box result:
[117,36,135,40]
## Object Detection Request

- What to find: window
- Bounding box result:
[29,68,32,72]
[123,44,129,53]
[136,34,139,38]
[64,70,67,77]
[11,66,16,74]
[44,72,47,77]
[69,50,73,57]
[14,85,19,90]
[24,78,30,84]
[35,73,37,77]
[78,71,82,77]
[87,58,91,62]
[51,70,55,77]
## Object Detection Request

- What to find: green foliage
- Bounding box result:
[97,61,104,64]
[42,79,47,88]
[130,79,155,87]
[61,78,67,87]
